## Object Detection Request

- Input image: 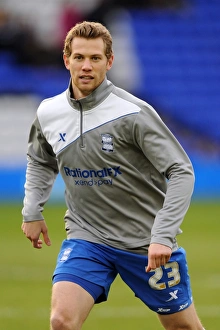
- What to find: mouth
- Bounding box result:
[79,75,94,81]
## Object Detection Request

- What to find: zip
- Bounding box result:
[76,100,84,148]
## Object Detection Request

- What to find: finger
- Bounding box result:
[162,256,170,266]
[145,264,152,272]
[145,258,157,272]
[41,224,51,246]
[32,239,43,249]
[42,231,51,246]
[25,233,35,242]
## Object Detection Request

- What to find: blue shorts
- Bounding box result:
[52,239,193,315]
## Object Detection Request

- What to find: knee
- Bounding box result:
[50,312,81,330]
[50,313,70,330]
[50,314,63,330]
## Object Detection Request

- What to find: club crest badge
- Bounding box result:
[60,248,72,262]
[101,134,114,152]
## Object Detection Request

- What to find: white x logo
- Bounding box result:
[166,290,178,302]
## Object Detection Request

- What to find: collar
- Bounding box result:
[66,77,114,111]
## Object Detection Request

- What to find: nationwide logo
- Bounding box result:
[63,166,122,187]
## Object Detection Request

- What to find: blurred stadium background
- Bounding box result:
[0,0,219,329]
[0,0,220,202]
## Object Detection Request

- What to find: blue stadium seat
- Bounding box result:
[131,2,220,142]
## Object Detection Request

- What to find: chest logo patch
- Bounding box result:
[58,132,66,142]
[101,134,114,152]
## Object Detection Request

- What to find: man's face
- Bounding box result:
[64,37,114,99]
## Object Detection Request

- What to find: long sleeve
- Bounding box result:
[150,161,194,247]
[22,116,59,222]
[134,105,195,248]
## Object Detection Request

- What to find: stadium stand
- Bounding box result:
[130,0,220,145]
[0,0,219,200]
[0,1,219,143]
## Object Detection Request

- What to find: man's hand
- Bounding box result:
[145,243,172,272]
[21,220,51,249]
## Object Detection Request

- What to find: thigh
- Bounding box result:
[53,239,118,302]
[116,247,193,315]
[158,302,204,330]
[51,281,94,327]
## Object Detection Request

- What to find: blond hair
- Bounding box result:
[63,21,113,59]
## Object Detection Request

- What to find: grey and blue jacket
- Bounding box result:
[22,78,195,254]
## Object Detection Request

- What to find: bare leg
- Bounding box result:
[158,303,204,330]
[50,281,95,330]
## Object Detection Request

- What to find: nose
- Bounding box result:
[82,58,92,70]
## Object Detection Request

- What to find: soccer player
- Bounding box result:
[22,21,205,330]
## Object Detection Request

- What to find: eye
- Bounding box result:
[74,55,83,60]
[92,56,100,61]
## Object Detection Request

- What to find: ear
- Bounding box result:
[106,54,114,71]
[63,54,70,70]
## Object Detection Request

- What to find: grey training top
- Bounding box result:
[22,78,195,254]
